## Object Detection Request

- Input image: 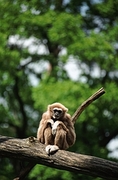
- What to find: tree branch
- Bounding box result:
[0,135,118,180]
[72,87,105,124]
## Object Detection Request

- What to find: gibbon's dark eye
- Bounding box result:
[58,110,62,114]
[53,109,62,114]
[53,109,57,113]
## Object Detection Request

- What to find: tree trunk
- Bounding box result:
[0,135,118,180]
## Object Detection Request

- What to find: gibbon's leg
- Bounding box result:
[66,127,76,147]
[44,125,54,145]
[44,125,59,155]
[54,126,69,150]
[45,124,68,155]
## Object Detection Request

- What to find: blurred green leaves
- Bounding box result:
[0,0,118,179]
[32,80,90,114]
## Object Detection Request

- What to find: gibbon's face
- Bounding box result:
[52,107,64,120]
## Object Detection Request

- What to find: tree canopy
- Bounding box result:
[0,0,118,179]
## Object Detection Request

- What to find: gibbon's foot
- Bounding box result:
[45,145,59,155]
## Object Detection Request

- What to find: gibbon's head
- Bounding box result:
[48,102,68,120]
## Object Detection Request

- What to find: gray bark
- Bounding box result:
[0,135,118,180]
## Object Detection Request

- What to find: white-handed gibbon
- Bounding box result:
[37,102,76,154]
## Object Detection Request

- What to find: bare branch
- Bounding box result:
[0,135,118,180]
[72,87,105,124]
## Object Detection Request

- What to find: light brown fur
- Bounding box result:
[37,103,76,150]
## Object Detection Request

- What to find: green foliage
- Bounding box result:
[0,0,118,179]
[48,12,83,45]
[29,164,74,180]
[32,80,90,114]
